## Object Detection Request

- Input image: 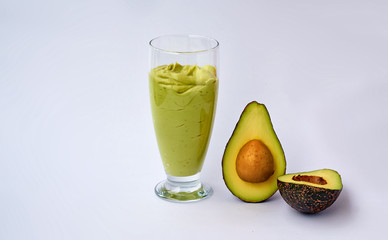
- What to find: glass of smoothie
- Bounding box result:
[149,35,219,202]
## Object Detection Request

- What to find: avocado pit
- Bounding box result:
[292,175,327,185]
[236,139,275,183]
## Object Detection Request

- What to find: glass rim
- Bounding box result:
[149,34,219,54]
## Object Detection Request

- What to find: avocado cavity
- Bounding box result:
[292,175,328,185]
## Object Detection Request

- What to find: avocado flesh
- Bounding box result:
[277,169,342,213]
[222,101,286,202]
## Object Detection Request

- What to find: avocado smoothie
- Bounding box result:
[149,62,218,177]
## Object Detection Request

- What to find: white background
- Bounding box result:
[1,0,387,239]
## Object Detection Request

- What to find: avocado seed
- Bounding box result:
[236,139,275,183]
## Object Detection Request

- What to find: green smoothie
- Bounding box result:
[149,62,218,177]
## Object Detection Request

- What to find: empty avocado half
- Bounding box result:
[222,101,286,202]
[277,169,343,214]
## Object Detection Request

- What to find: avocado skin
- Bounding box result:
[277,180,342,214]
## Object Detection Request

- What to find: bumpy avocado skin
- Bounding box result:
[222,101,286,203]
[277,181,342,214]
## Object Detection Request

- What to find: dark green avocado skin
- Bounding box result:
[277,180,342,214]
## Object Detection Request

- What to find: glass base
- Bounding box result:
[154,173,213,202]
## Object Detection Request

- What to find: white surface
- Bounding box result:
[1,0,387,239]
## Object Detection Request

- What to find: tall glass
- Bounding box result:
[149,35,219,202]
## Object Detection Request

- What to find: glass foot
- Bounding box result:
[154,174,213,202]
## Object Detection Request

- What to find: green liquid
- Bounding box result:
[149,63,218,177]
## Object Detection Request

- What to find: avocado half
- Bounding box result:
[277,169,343,214]
[222,101,286,202]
